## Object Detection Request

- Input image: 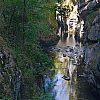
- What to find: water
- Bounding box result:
[52,34,81,100]
[51,5,83,99]
[46,2,84,99]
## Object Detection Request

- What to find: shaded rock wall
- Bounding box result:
[79,0,100,97]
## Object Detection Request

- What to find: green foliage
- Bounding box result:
[0,0,56,99]
[0,96,12,100]
[39,93,54,100]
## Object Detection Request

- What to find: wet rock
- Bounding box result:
[69,48,74,52]
[62,75,70,81]
[63,54,66,57]
[57,48,61,52]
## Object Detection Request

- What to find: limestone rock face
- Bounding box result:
[88,13,100,40]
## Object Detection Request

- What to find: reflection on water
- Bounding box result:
[53,72,69,100]
[52,33,79,100]
[51,1,84,99]
[57,34,76,48]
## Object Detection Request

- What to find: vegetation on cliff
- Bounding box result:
[0,0,57,99]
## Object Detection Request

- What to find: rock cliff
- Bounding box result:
[79,0,100,97]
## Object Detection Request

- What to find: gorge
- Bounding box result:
[0,0,100,100]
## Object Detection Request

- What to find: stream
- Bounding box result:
[51,33,83,100]
[51,3,84,100]
[44,2,84,100]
